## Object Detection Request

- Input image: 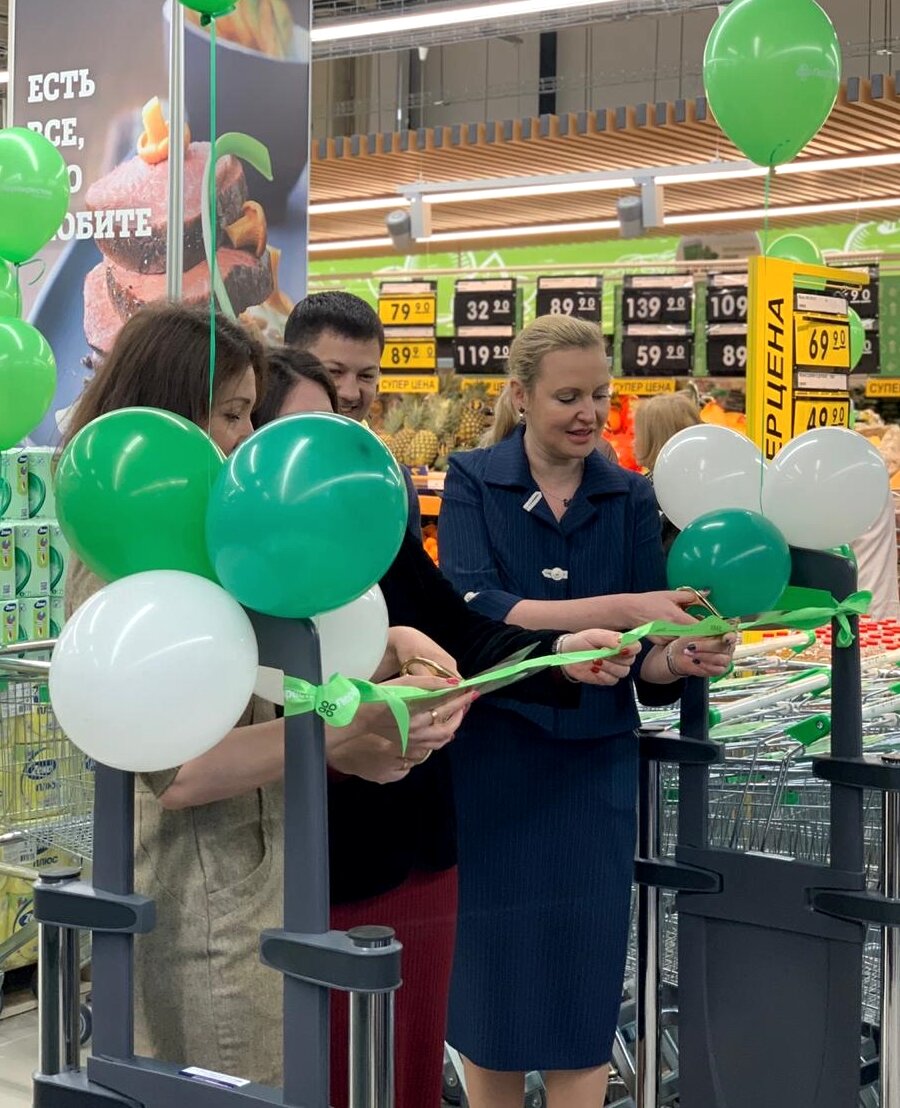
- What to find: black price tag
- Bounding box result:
[453,337,512,373]
[622,286,693,325]
[826,267,879,320]
[707,333,748,376]
[534,285,602,321]
[620,335,693,375]
[706,285,749,324]
[854,329,879,375]
[454,292,516,326]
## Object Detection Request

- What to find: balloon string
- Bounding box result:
[762,167,773,255]
[207,17,218,442]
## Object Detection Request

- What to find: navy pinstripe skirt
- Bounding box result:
[447,702,638,1072]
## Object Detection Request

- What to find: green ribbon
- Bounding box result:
[282,593,871,750]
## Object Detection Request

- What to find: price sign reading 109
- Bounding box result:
[622,288,693,325]
[706,286,748,324]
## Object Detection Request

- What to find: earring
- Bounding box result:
[518,408,526,421]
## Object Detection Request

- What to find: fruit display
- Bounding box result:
[374,384,493,471]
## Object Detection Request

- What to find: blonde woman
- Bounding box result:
[438,316,735,1108]
[634,393,702,551]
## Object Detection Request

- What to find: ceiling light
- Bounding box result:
[779,152,900,175]
[312,0,618,43]
[665,196,900,226]
[655,166,767,186]
[423,177,635,204]
[309,197,409,216]
[308,236,394,253]
[424,219,620,243]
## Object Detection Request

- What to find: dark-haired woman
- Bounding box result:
[65,318,637,1102]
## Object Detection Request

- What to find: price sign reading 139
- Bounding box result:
[378,296,437,326]
[794,312,850,370]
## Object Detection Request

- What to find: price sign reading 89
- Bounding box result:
[535,287,600,322]
[381,340,437,372]
[622,287,693,325]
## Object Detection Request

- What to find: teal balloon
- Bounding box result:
[0,319,56,449]
[206,414,408,618]
[178,0,236,16]
[0,262,20,318]
[703,0,841,167]
[667,509,791,619]
[848,308,865,370]
[766,234,823,267]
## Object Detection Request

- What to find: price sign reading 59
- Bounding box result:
[378,295,437,326]
[794,313,850,370]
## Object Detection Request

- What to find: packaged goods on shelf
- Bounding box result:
[13,523,50,598]
[1,602,17,647]
[17,598,50,645]
[49,524,69,598]
[49,596,66,638]
[0,525,14,601]
[0,450,29,522]
[26,447,56,520]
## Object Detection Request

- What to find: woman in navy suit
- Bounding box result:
[439,316,735,1108]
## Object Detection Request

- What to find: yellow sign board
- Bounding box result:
[613,378,677,397]
[792,394,850,436]
[747,257,868,461]
[378,295,437,326]
[793,312,850,371]
[379,374,440,395]
[460,376,507,397]
[381,339,437,371]
[866,378,900,398]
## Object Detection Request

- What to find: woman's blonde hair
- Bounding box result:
[633,393,701,471]
[484,315,606,446]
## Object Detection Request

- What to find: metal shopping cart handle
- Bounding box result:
[0,638,57,678]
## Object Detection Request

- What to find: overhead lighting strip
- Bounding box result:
[311,0,619,43]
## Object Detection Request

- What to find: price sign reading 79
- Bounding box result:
[793,312,850,370]
[378,296,437,326]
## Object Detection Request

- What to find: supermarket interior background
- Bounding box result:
[5,1,900,1107]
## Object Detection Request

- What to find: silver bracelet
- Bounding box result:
[665,642,683,679]
[553,634,580,683]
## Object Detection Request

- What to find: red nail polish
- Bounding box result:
[447,678,461,686]
[592,661,603,672]
[471,691,480,701]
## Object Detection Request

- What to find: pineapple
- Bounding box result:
[457,385,491,449]
[390,399,417,466]
[409,401,441,469]
[379,402,406,456]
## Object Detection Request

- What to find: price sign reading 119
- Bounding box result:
[454,339,511,373]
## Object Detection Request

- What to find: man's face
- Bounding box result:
[304,329,381,421]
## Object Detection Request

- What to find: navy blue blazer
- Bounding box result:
[439,426,679,741]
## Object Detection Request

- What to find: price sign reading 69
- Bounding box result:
[794,312,850,371]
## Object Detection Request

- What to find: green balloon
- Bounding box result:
[704,0,841,167]
[667,508,792,619]
[0,319,56,449]
[178,0,236,16]
[766,234,823,267]
[206,414,408,618]
[0,262,20,318]
[848,308,865,370]
[55,408,223,583]
[0,128,70,265]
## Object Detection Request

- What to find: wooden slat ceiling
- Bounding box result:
[309,74,900,253]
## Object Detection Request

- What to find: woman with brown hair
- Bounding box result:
[633,393,703,551]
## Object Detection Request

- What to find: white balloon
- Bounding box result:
[762,427,889,550]
[653,425,766,530]
[50,571,259,773]
[313,586,389,680]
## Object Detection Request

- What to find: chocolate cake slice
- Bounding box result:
[105,248,274,320]
[85,143,248,276]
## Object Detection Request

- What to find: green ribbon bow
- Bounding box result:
[282,591,871,749]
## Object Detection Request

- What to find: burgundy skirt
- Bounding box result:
[330,867,458,1108]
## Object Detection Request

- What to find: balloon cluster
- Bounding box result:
[0,127,71,448]
[659,426,889,619]
[51,410,407,772]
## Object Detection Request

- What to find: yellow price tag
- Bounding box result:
[380,340,437,371]
[792,394,850,436]
[793,313,850,370]
[613,378,677,396]
[460,376,506,397]
[865,378,900,398]
[378,296,437,326]
[380,375,440,395]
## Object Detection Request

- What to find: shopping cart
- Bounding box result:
[0,640,93,1036]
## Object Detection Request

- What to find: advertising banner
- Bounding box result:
[10,0,310,444]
